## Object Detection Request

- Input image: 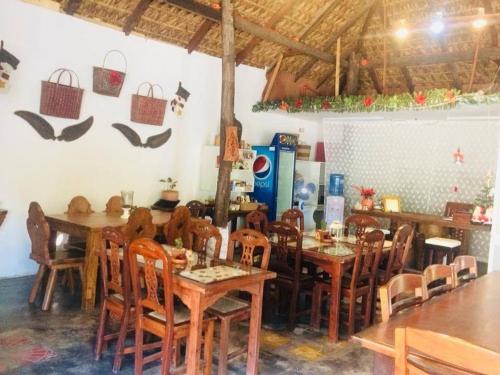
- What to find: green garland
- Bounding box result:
[252,89,500,113]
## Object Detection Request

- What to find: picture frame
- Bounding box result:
[383,195,401,213]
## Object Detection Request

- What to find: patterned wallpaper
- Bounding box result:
[323,119,499,262]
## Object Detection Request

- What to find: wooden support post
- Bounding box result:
[262,54,283,101]
[335,37,341,97]
[345,51,360,95]
[214,0,235,228]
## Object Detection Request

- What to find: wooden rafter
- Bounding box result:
[400,66,415,93]
[438,38,462,90]
[123,0,153,36]
[367,67,383,93]
[165,0,336,64]
[186,19,215,54]
[294,0,377,82]
[235,0,300,65]
[63,0,82,15]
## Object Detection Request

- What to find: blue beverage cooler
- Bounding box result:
[251,133,298,221]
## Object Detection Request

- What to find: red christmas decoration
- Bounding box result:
[109,71,123,86]
[211,3,221,10]
[321,100,332,109]
[360,57,369,66]
[295,98,303,108]
[363,96,374,107]
[415,92,426,105]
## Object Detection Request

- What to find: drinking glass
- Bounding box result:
[121,190,134,219]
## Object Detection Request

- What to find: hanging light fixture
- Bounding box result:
[395,20,409,39]
[453,147,464,165]
[472,8,487,29]
[430,12,445,34]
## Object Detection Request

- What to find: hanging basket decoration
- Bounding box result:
[252,88,500,114]
[40,68,84,119]
[93,50,127,97]
[131,82,167,126]
[223,126,240,162]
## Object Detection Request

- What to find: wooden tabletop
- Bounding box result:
[351,209,491,232]
[352,272,500,357]
[46,210,171,229]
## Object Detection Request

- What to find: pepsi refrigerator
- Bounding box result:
[251,133,298,221]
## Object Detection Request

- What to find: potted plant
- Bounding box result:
[171,237,187,268]
[160,177,179,201]
[354,185,376,211]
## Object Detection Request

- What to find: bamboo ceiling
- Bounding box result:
[39,0,500,95]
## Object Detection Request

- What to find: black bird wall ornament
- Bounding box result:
[111,123,172,148]
[14,111,93,141]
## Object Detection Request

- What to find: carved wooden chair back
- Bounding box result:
[267,221,302,277]
[281,209,304,231]
[452,255,478,286]
[395,327,500,375]
[245,210,269,235]
[186,200,207,218]
[122,207,156,242]
[444,202,474,242]
[67,195,94,215]
[187,222,222,259]
[105,196,123,215]
[100,227,130,302]
[423,264,455,298]
[226,228,271,270]
[380,273,428,322]
[381,224,414,284]
[344,214,380,240]
[349,230,385,290]
[128,238,174,326]
[164,206,191,246]
[27,201,51,265]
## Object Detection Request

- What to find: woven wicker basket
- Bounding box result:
[131,82,167,126]
[93,50,127,97]
[40,69,83,119]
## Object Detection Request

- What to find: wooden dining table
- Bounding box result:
[287,235,393,343]
[45,210,171,311]
[352,272,500,374]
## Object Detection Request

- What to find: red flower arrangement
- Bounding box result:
[415,92,426,105]
[363,96,374,107]
[295,98,303,108]
[109,71,123,86]
[353,185,375,199]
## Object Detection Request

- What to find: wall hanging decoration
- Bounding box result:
[0,41,20,92]
[223,126,240,162]
[40,69,84,119]
[14,111,93,142]
[92,50,127,97]
[131,82,167,125]
[170,81,190,117]
[112,123,172,148]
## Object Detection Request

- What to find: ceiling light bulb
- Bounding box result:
[473,18,487,29]
[430,12,445,34]
[395,20,409,39]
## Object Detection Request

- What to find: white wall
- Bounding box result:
[0,0,321,278]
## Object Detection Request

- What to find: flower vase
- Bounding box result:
[361,198,374,211]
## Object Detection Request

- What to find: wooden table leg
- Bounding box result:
[81,229,101,311]
[186,291,204,375]
[328,262,343,342]
[247,281,264,375]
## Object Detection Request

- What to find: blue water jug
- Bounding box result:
[329,174,344,196]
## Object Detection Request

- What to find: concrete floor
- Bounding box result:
[0,276,374,374]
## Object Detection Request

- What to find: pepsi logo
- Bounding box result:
[253,155,272,180]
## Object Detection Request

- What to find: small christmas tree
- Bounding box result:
[474,173,494,209]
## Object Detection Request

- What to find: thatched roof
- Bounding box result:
[38,0,500,95]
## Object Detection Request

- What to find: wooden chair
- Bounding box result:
[267,221,314,330]
[128,238,214,375]
[27,202,85,311]
[67,195,94,215]
[423,264,455,298]
[207,229,271,375]
[186,200,207,218]
[244,210,269,235]
[163,205,191,246]
[452,255,478,287]
[344,214,381,240]
[281,208,304,231]
[395,327,500,375]
[186,222,222,259]
[312,230,385,335]
[105,196,123,215]
[122,207,156,242]
[378,224,414,285]
[380,274,428,323]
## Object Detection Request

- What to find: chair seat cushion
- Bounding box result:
[148,305,190,326]
[207,296,250,316]
[425,237,461,248]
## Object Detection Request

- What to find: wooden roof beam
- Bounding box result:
[437,38,462,90]
[235,0,301,65]
[165,0,336,64]
[123,0,153,36]
[186,19,215,54]
[367,67,383,94]
[63,0,82,15]
[400,66,415,93]
[294,0,377,82]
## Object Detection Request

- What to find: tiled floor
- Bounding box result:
[0,276,374,374]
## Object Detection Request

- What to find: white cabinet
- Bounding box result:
[199,146,256,198]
